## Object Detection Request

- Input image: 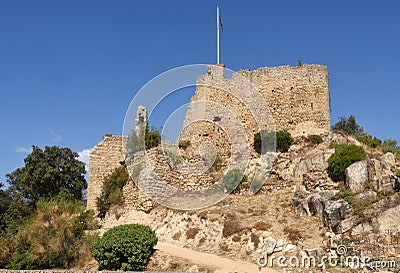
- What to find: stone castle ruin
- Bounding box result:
[87,63,331,211]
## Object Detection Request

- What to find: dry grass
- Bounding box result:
[251,233,259,248]
[219,242,230,252]
[222,219,244,238]
[253,221,272,231]
[186,228,200,239]
[283,226,302,244]
[172,232,181,240]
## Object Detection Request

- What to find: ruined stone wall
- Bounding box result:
[181,64,330,149]
[87,135,125,211]
[87,64,331,210]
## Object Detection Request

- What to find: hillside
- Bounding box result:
[92,132,400,272]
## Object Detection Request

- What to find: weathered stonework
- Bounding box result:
[87,64,331,211]
[181,64,330,149]
[87,135,125,211]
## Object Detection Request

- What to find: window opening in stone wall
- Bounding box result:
[311,102,314,111]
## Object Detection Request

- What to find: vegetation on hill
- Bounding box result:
[332,115,400,157]
[126,126,162,160]
[0,146,96,269]
[307,134,323,144]
[223,169,247,193]
[96,165,130,219]
[253,130,293,154]
[91,224,157,271]
[327,144,366,181]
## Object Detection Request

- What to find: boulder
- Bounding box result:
[345,161,368,193]
[368,159,386,183]
[292,190,312,216]
[188,265,199,272]
[380,152,396,171]
[370,174,395,192]
[284,244,296,252]
[305,248,326,260]
[394,175,400,191]
[376,203,400,234]
[355,190,377,200]
[264,237,277,254]
[307,193,326,218]
[275,238,286,252]
[324,199,353,233]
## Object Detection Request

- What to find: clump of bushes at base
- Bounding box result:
[354,133,382,149]
[212,154,223,171]
[223,169,247,193]
[327,144,366,182]
[91,224,157,271]
[4,199,97,270]
[253,130,293,154]
[145,126,162,150]
[178,140,191,149]
[308,134,323,144]
[96,165,129,219]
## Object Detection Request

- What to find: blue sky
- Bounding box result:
[0,1,399,183]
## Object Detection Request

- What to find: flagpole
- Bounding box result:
[217,6,220,64]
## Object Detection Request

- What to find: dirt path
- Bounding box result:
[156,242,278,273]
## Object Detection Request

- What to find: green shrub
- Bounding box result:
[354,133,382,149]
[396,170,400,177]
[91,224,157,271]
[381,138,400,156]
[254,130,293,154]
[327,144,366,181]
[331,115,364,135]
[254,130,275,154]
[276,130,294,152]
[145,126,161,150]
[164,150,184,166]
[96,165,129,218]
[308,134,323,144]
[5,199,96,269]
[213,154,223,171]
[223,169,247,193]
[178,140,191,149]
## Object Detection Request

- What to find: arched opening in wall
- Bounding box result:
[311,102,314,111]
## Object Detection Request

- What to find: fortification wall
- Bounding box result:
[87,135,125,211]
[87,64,331,211]
[180,64,330,153]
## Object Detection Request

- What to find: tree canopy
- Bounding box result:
[6,146,87,205]
[331,115,364,135]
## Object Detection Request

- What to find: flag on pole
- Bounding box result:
[219,15,224,32]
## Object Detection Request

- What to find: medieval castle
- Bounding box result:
[87,63,330,211]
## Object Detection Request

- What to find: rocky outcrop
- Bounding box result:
[344,153,398,193]
[345,161,368,193]
[292,189,353,233]
[323,199,353,233]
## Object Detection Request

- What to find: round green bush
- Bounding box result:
[327,144,366,182]
[308,134,323,144]
[253,130,293,154]
[276,130,294,152]
[91,224,157,271]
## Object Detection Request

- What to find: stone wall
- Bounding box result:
[87,135,125,211]
[180,64,330,151]
[87,64,331,211]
